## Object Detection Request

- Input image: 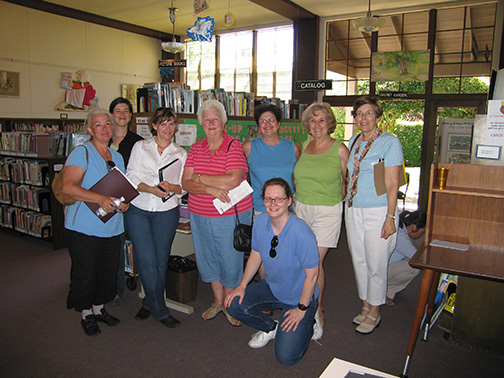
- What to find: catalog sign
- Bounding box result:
[294,80,332,91]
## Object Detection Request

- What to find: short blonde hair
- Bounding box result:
[301,102,336,134]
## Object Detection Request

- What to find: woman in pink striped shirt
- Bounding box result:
[182,100,253,327]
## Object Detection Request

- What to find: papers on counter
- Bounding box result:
[430,239,470,251]
[213,180,253,215]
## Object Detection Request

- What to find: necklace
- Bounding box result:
[347,129,382,207]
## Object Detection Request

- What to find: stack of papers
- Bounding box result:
[213,181,253,215]
[430,239,470,251]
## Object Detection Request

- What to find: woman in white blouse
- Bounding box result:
[125,107,187,329]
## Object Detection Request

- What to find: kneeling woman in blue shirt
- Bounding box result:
[225,178,319,366]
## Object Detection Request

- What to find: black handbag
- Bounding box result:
[233,205,252,252]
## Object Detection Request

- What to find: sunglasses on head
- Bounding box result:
[269,235,278,258]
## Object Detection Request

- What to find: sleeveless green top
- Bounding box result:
[293,140,343,206]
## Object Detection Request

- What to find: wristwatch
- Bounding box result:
[386,214,396,220]
[197,173,202,183]
[297,303,309,311]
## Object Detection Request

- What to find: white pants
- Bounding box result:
[345,205,398,306]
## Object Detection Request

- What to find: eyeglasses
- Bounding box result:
[263,197,288,204]
[355,111,376,118]
[259,118,276,124]
[269,235,278,258]
[107,160,116,171]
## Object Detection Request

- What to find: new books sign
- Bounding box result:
[294,80,332,91]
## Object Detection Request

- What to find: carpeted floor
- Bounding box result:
[0,227,502,377]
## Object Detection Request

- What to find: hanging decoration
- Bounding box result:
[187,16,215,42]
[224,0,234,27]
[193,0,209,17]
[160,67,175,78]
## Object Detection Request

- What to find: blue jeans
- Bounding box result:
[125,205,179,320]
[228,279,318,366]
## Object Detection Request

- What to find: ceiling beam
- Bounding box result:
[4,0,172,40]
[248,0,315,20]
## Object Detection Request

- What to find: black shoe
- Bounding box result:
[135,307,151,320]
[160,315,181,329]
[81,315,101,336]
[94,308,120,326]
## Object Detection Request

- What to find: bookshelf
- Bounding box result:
[0,117,85,250]
[402,162,504,375]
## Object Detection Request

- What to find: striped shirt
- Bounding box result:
[185,132,253,217]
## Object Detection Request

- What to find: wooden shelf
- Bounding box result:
[432,186,504,198]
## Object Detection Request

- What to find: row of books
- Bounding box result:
[124,240,135,274]
[1,132,90,157]
[0,205,52,238]
[11,122,60,132]
[3,183,51,213]
[1,158,50,186]
[136,83,256,117]
[254,97,308,120]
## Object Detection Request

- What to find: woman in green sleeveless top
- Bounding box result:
[293,102,349,340]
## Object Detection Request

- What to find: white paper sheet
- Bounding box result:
[213,180,253,215]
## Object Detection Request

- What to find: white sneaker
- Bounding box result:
[312,311,323,340]
[248,321,277,348]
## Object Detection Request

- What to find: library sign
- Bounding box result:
[158,60,187,68]
[294,80,332,92]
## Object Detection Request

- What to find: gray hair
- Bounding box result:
[85,108,115,129]
[197,100,228,125]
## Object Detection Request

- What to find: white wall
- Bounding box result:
[0,2,161,120]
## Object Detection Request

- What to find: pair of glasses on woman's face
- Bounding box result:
[263,197,288,204]
[355,111,376,118]
[269,235,278,258]
[259,118,276,125]
[107,160,116,171]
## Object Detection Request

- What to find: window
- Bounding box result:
[219,31,253,92]
[324,3,495,96]
[257,26,294,101]
[186,38,216,91]
[185,26,293,100]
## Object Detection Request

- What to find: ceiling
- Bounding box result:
[36,0,471,37]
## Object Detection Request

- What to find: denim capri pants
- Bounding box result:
[190,209,252,288]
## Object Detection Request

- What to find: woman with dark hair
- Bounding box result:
[225,178,319,366]
[345,95,403,334]
[386,210,427,306]
[125,107,187,329]
[293,102,349,339]
[62,108,129,336]
[109,97,143,167]
[243,103,300,215]
[182,100,253,327]
[109,97,143,304]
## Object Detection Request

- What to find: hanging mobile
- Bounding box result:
[224,0,234,27]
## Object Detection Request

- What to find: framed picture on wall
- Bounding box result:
[0,70,20,97]
[121,84,141,106]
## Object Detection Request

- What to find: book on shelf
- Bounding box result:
[84,167,139,223]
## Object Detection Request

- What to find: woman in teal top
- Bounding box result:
[243,103,300,214]
[293,102,349,340]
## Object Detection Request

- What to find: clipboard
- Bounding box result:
[84,167,139,223]
[157,158,180,203]
[373,161,407,196]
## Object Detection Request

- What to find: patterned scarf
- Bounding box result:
[347,129,382,207]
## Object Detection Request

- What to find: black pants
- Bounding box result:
[66,229,121,312]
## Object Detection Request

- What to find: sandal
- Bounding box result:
[386,297,395,306]
[352,306,370,325]
[223,307,242,327]
[202,303,223,320]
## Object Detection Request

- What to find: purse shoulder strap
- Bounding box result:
[234,204,241,224]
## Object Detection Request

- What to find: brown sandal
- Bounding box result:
[202,303,223,320]
[223,307,242,327]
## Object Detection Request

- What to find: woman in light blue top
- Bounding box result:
[243,104,300,215]
[345,96,403,334]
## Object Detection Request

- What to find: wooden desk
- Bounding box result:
[401,163,504,377]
